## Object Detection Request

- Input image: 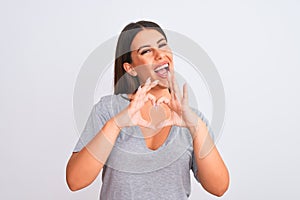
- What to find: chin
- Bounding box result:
[157,81,169,89]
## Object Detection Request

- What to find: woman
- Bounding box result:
[66,20,229,199]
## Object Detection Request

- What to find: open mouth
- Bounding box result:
[154,63,169,77]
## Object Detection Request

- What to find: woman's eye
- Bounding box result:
[158,43,167,48]
[141,49,151,55]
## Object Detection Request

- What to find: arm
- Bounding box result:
[190,119,229,197]
[66,118,120,191]
[66,78,159,191]
[161,72,229,196]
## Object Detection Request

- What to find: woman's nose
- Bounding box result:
[154,48,165,60]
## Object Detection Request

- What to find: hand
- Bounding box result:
[156,72,199,131]
[114,77,159,129]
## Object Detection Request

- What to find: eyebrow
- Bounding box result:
[157,38,166,44]
[137,38,166,53]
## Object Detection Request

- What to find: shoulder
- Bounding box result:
[190,107,215,140]
[190,107,208,123]
[94,94,129,113]
[94,94,122,105]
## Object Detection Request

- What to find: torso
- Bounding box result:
[97,94,196,199]
[139,100,172,150]
[141,126,171,150]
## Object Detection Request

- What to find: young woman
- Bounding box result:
[66,20,229,199]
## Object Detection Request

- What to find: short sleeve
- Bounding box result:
[191,108,215,141]
[73,98,111,152]
[190,108,215,183]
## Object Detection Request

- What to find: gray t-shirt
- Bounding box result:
[74,94,214,200]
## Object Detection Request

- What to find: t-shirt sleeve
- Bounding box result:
[190,108,215,183]
[73,97,111,152]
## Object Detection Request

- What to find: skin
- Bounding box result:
[66,29,229,196]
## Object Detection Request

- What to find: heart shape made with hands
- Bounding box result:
[140,104,170,138]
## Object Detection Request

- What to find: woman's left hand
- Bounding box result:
[157,72,199,131]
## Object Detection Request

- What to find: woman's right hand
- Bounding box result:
[114,77,159,129]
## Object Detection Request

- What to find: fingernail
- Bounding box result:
[152,80,159,85]
[157,123,162,129]
[146,77,151,84]
[167,71,171,79]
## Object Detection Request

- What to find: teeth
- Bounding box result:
[154,63,169,72]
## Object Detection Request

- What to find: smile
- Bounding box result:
[154,63,169,78]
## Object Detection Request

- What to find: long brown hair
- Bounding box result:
[114,20,167,94]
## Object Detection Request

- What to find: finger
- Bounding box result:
[137,77,151,94]
[134,85,142,97]
[133,79,159,106]
[131,85,149,110]
[136,85,142,93]
[135,85,145,103]
[156,96,170,106]
[171,73,182,101]
[139,118,155,130]
[140,77,156,94]
[145,77,151,85]
[138,118,150,128]
[150,80,159,88]
[144,79,159,93]
[167,71,175,100]
[145,93,156,105]
[139,81,158,100]
[131,86,142,104]
[156,118,172,129]
[182,83,188,105]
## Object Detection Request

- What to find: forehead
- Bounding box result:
[130,29,165,51]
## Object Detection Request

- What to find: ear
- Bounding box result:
[123,62,137,76]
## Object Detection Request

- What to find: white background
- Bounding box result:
[1,0,300,199]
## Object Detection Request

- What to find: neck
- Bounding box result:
[127,85,171,100]
[148,85,171,99]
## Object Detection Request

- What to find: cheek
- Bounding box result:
[135,66,153,75]
[164,47,173,56]
[168,52,173,60]
[134,66,155,82]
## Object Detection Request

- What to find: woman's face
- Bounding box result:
[128,29,174,88]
